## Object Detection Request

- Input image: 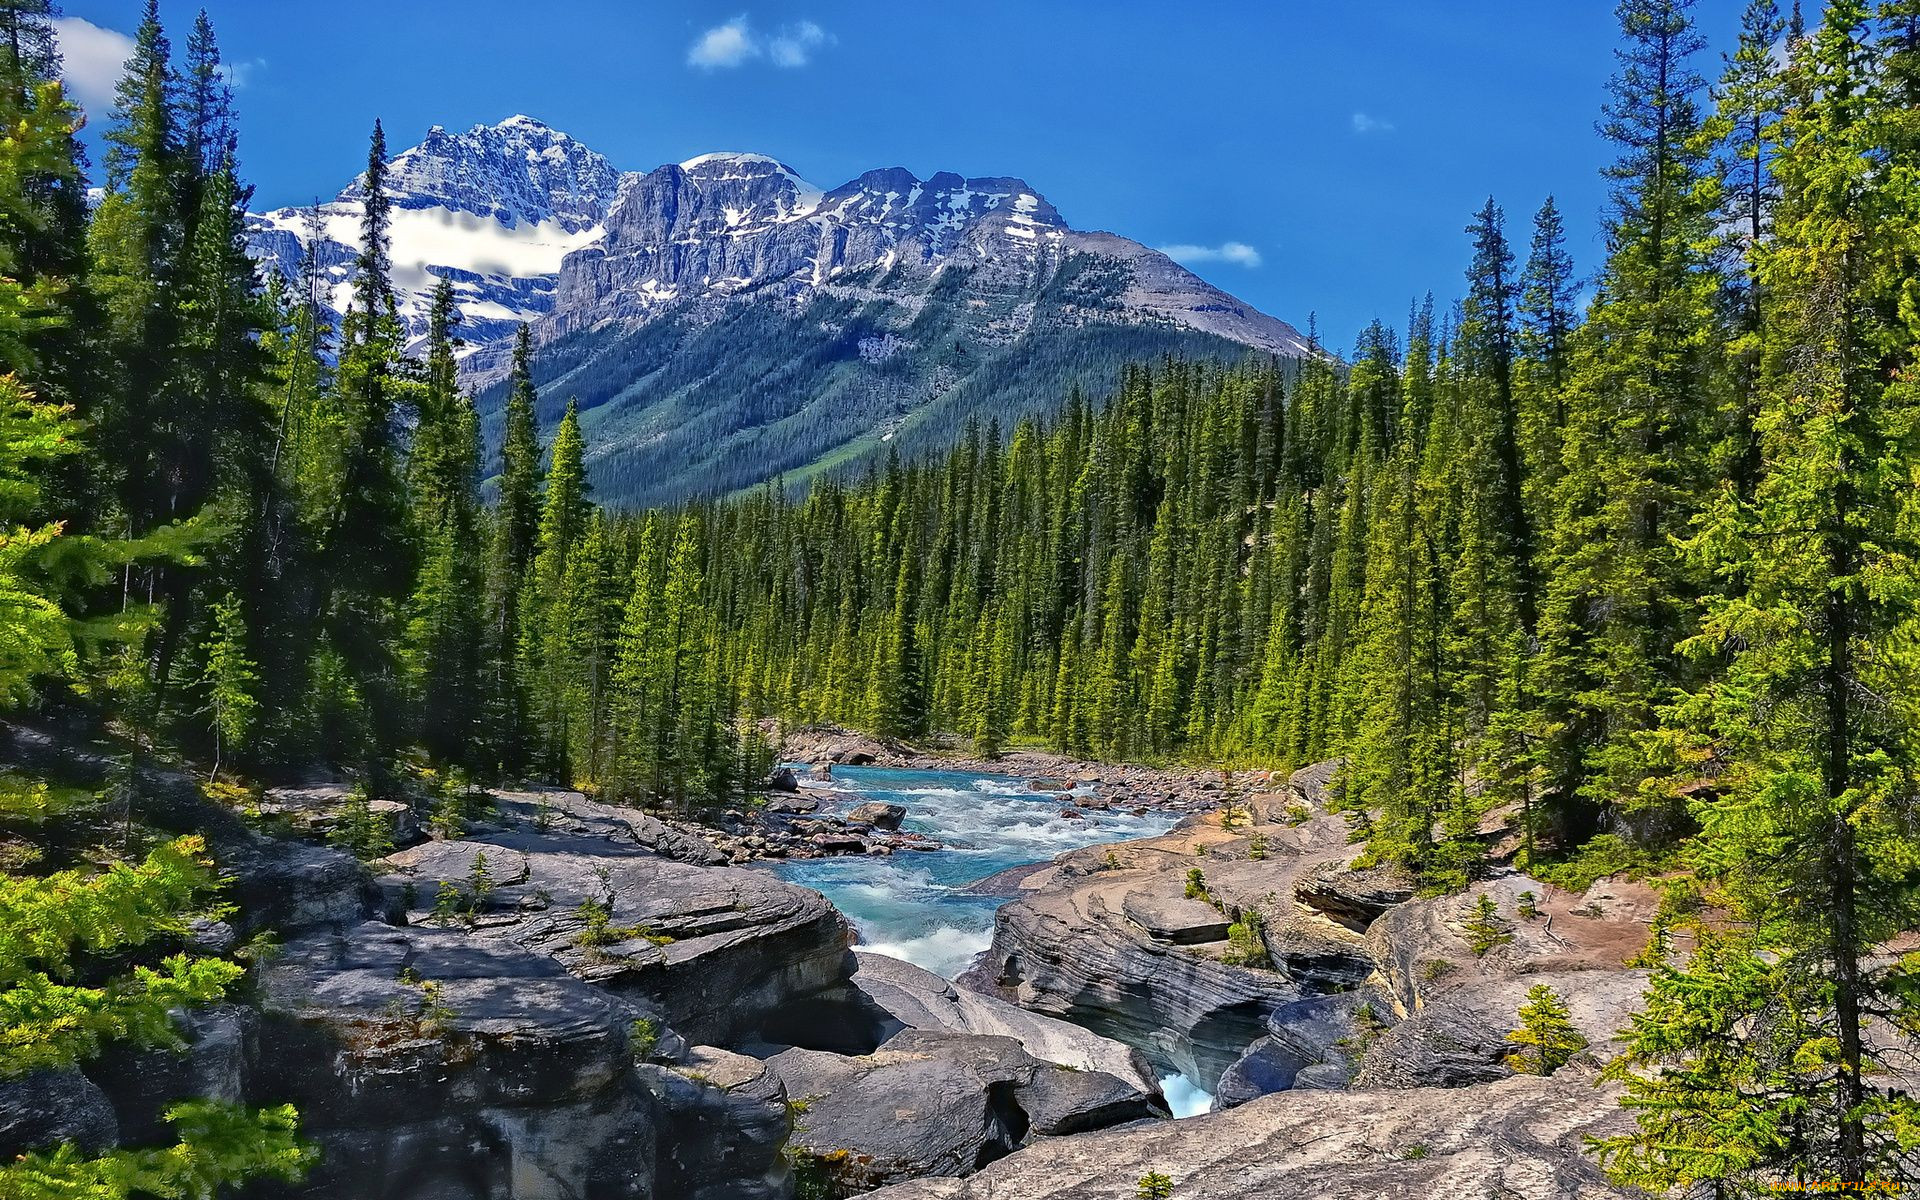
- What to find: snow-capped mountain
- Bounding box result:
[245,116,1313,503]
[245,116,623,350]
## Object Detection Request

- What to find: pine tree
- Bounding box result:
[1504,983,1587,1075]
[405,281,483,766]
[199,592,257,782]
[1516,196,1577,521]
[1714,0,1788,499]
[1461,197,1534,630]
[484,324,544,773]
[315,120,414,780]
[1536,0,1723,838]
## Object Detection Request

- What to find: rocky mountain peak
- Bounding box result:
[338,114,624,234]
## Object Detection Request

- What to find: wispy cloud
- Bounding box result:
[51,16,134,114]
[769,20,828,68]
[689,15,833,69]
[1159,241,1264,269]
[219,58,266,91]
[1351,111,1395,135]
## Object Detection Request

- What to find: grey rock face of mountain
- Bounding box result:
[244,117,1312,367]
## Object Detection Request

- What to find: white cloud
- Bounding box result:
[689,16,757,68]
[1159,241,1264,269]
[1351,111,1395,135]
[51,16,134,114]
[688,15,832,69]
[769,20,828,67]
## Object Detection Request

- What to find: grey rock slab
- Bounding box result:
[769,1029,1161,1193]
[378,830,852,1044]
[865,1070,1637,1200]
[1119,891,1232,944]
[852,950,1157,1092]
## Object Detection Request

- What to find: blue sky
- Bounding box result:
[54,1,1754,351]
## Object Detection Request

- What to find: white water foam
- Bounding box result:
[860,926,994,978]
[1159,1072,1215,1119]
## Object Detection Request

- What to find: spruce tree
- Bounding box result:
[314,120,414,780]
[1599,4,1920,1186]
[1536,0,1723,837]
[484,324,544,772]
[521,399,589,776]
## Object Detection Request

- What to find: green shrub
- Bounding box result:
[1222,909,1270,968]
[1463,894,1512,957]
[629,1018,660,1058]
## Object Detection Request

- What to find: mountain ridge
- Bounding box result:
[244,116,1313,503]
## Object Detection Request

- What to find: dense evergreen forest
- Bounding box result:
[2,0,1920,1192]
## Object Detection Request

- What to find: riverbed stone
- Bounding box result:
[847,801,908,831]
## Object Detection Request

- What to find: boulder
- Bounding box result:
[1366,875,1651,1017]
[1027,777,1073,793]
[767,766,801,793]
[768,1030,1162,1192]
[847,801,908,831]
[811,832,870,854]
[648,1048,793,1200]
[256,920,662,1199]
[1214,987,1390,1105]
[376,831,852,1045]
[863,1071,1636,1200]
[960,798,1371,1086]
[850,951,1158,1091]
[767,794,820,815]
[85,1004,251,1145]
[625,812,728,867]
[260,783,422,847]
[1353,969,1648,1090]
[809,762,834,782]
[1292,860,1416,931]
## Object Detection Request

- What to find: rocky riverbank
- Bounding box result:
[932,756,1658,1196]
[780,724,1245,815]
[0,726,1180,1200]
[7,718,1666,1198]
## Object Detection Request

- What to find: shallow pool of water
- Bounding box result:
[772,764,1179,978]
